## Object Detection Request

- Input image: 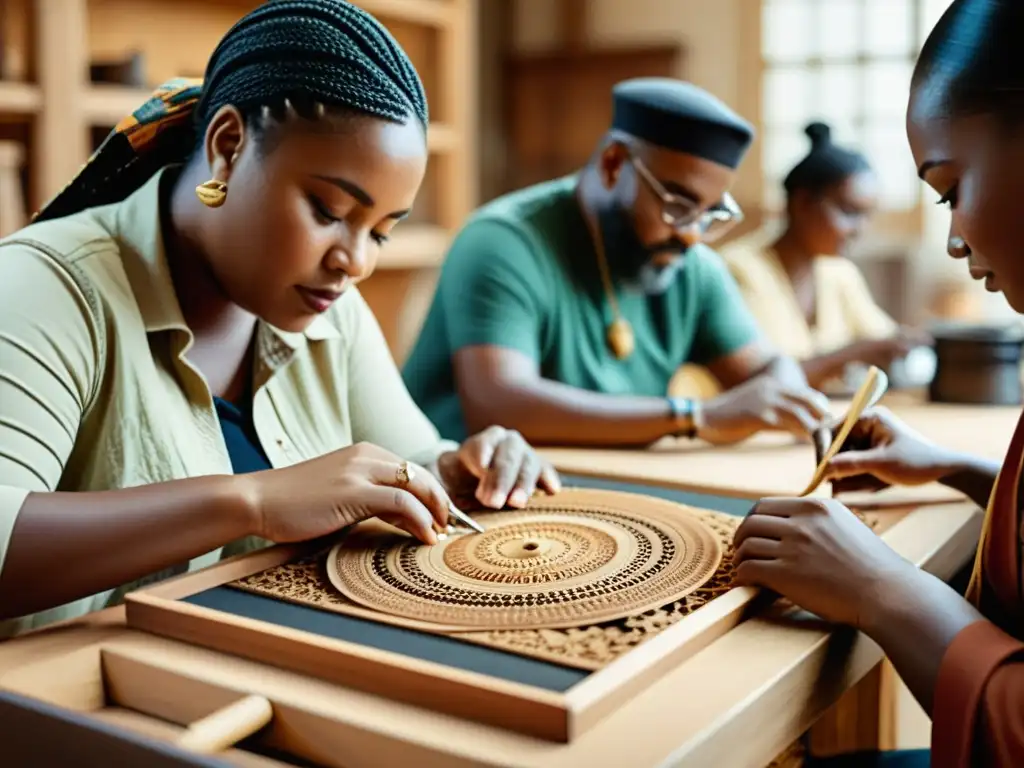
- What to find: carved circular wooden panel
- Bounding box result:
[326,488,724,630]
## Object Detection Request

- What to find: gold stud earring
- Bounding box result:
[195,179,228,208]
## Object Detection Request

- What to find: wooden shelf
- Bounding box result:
[85,84,150,125]
[85,85,460,158]
[380,223,451,270]
[426,122,458,153]
[356,0,455,28]
[0,81,41,114]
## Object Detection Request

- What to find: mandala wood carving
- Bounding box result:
[230,507,738,670]
[326,489,723,631]
[228,490,879,672]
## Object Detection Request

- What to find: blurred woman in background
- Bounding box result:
[721,122,931,391]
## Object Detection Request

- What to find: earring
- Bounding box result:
[195,179,228,208]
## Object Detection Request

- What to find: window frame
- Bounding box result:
[758,0,952,229]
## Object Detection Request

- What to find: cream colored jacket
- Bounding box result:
[720,230,897,360]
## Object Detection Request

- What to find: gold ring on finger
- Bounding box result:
[396,460,415,486]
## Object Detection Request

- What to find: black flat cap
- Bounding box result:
[611,78,755,169]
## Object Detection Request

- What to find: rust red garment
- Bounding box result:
[933,409,1024,767]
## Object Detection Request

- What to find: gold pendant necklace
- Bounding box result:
[580,198,635,361]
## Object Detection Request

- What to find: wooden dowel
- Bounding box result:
[176,694,273,754]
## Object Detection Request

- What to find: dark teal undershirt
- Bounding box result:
[213,396,272,474]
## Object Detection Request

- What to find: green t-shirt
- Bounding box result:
[402,176,761,441]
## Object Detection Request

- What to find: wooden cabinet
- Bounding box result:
[504,46,682,193]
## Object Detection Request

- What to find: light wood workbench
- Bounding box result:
[537,393,1016,756]
[0,394,1004,766]
[0,507,982,766]
[542,395,1019,507]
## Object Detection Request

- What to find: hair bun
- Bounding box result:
[805,121,832,149]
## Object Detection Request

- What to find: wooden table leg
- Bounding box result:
[806,660,897,757]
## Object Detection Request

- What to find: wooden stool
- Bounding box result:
[0,141,28,237]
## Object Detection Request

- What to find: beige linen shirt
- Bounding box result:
[719,230,897,360]
[0,168,456,637]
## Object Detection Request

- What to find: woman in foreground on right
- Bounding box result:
[733,1,1024,766]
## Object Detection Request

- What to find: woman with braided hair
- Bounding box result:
[0,0,559,635]
[720,122,931,391]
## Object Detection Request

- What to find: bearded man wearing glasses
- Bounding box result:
[403,78,831,448]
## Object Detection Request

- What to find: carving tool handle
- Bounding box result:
[813,425,833,469]
[800,366,888,497]
[176,694,273,754]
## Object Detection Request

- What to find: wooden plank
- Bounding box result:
[33,0,89,204]
[379,224,450,269]
[100,648,489,768]
[84,84,151,125]
[355,0,456,29]
[543,398,1020,505]
[0,0,33,83]
[503,45,681,191]
[0,80,41,113]
[426,121,458,153]
[558,0,588,53]
[543,435,833,501]
[565,586,768,739]
[434,0,477,229]
[0,139,28,236]
[102,637,508,768]
[807,661,896,757]
[124,592,571,743]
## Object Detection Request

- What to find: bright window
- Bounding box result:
[761,0,953,212]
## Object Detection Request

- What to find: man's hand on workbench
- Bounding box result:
[695,375,831,445]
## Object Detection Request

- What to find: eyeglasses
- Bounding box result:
[630,153,743,244]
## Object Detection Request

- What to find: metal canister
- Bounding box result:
[929,323,1024,405]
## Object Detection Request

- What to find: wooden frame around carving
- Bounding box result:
[124,540,767,744]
